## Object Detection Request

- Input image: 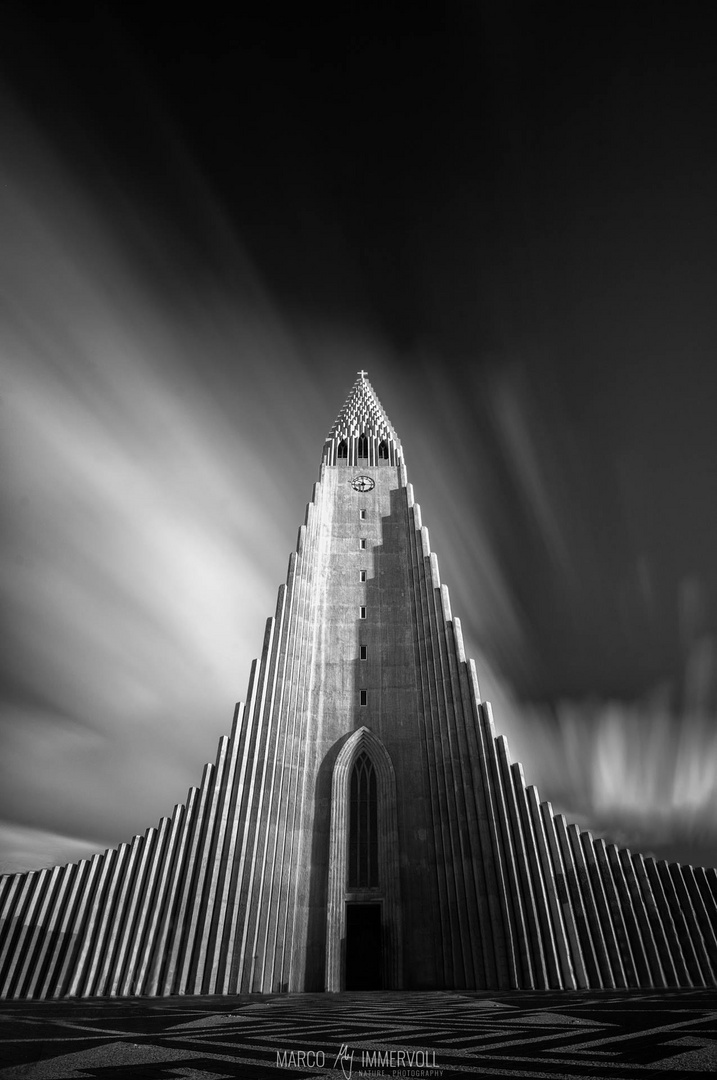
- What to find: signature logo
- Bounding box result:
[333,1043,355,1080]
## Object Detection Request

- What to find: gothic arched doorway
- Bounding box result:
[325,727,402,990]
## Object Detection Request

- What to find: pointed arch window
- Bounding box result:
[327,727,402,990]
[378,440,389,459]
[349,752,378,887]
[357,434,368,458]
[337,439,348,459]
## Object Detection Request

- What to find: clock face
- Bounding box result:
[351,475,375,492]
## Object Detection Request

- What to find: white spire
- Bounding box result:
[327,372,400,443]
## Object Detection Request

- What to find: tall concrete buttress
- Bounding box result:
[1,372,716,997]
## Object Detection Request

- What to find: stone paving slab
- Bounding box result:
[0,990,716,1079]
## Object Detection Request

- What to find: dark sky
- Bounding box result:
[1,3,716,873]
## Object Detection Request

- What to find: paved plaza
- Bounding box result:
[1,990,716,1079]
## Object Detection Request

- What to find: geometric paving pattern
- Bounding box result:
[1,990,716,1079]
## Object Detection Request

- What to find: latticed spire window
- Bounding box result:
[348,752,378,887]
[323,372,403,471]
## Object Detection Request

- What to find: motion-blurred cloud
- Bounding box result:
[0,98,340,867]
[1,54,717,879]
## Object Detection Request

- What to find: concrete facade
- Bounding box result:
[1,372,716,998]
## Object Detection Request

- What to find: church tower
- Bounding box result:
[1,372,716,997]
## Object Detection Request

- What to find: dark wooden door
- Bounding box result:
[345,904,382,989]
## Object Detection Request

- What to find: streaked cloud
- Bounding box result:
[0,822,111,877]
[1,66,716,881]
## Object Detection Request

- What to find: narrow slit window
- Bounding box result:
[359,606,366,619]
[360,538,366,550]
[359,689,367,706]
[359,570,367,582]
[359,509,367,520]
[360,645,367,660]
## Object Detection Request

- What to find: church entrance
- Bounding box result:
[345,904,382,989]
[326,729,402,991]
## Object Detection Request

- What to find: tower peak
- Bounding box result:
[324,373,403,468]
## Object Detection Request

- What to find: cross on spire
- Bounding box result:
[357,369,368,379]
